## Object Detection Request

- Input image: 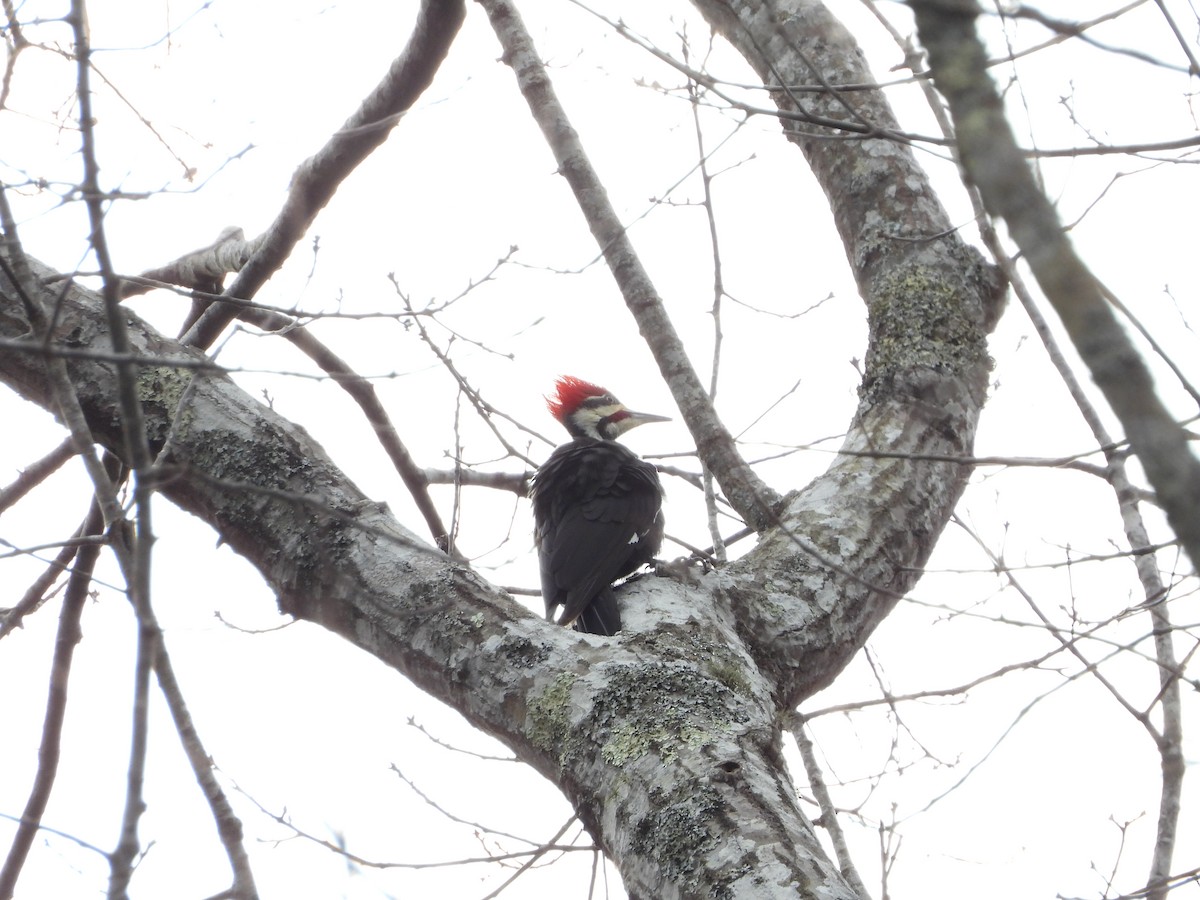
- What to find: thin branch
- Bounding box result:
[954,514,1157,735]
[0,501,103,900]
[153,644,258,899]
[67,7,158,895]
[1005,3,1189,72]
[248,307,454,553]
[235,782,590,872]
[896,5,1188,888]
[1099,280,1200,411]
[477,817,578,900]
[0,539,78,640]
[407,717,519,763]
[789,717,870,898]
[911,0,1200,572]
[106,514,156,900]
[70,3,150,476]
[180,0,466,349]
[683,32,731,564]
[479,0,780,530]
[1151,0,1200,76]
[0,438,74,513]
[391,277,542,468]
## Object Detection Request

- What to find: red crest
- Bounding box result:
[547,376,606,422]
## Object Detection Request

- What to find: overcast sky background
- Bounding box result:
[2,1,1199,898]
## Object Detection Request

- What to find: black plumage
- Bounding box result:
[530,377,666,635]
[532,439,664,634]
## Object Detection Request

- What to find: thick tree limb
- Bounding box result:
[910,0,1200,572]
[0,250,863,899]
[0,3,1007,895]
[688,0,1002,701]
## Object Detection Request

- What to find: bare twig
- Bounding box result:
[153,645,258,898]
[893,5,1188,889]
[479,0,780,531]
[477,818,577,899]
[0,438,74,513]
[180,0,466,349]
[391,276,542,468]
[234,780,590,872]
[0,501,103,900]
[912,0,1200,572]
[683,32,731,564]
[0,540,78,640]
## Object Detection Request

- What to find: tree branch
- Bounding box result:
[910,0,1200,573]
[0,438,74,514]
[478,0,782,532]
[689,0,1001,702]
[0,248,863,900]
[181,0,467,349]
[153,643,258,899]
[0,500,103,900]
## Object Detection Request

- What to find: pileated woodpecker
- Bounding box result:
[530,376,667,635]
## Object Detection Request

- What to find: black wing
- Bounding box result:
[531,438,663,634]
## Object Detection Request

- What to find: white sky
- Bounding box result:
[2,1,1199,898]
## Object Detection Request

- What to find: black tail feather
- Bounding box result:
[572,586,621,636]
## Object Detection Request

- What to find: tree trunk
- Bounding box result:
[0,0,1004,895]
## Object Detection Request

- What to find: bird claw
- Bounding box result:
[653,556,705,585]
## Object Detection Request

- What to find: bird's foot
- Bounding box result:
[653,556,705,586]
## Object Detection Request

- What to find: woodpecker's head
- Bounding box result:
[547,376,669,441]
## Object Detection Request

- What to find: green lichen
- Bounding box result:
[499,636,550,670]
[594,661,748,767]
[136,365,195,447]
[705,657,752,698]
[189,429,306,492]
[137,364,191,408]
[528,672,577,763]
[628,626,755,710]
[872,265,983,367]
[631,783,745,899]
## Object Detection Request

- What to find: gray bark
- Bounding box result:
[909,0,1200,572]
[690,0,1003,705]
[0,0,1004,896]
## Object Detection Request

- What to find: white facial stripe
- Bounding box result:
[573,402,625,439]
